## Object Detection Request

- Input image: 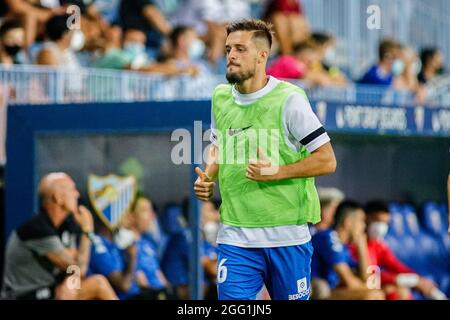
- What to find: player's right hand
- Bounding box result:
[194,167,215,201]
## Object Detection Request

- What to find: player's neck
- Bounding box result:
[336,228,350,244]
[235,72,269,94]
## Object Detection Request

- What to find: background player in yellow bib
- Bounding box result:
[194,19,337,300]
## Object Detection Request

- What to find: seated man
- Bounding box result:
[311,200,384,300]
[88,215,141,300]
[127,196,172,300]
[359,200,441,300]
[1,172,117,300]
[160,203,217,300]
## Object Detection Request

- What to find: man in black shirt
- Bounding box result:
[1,172,117,300]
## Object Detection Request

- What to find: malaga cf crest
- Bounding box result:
[88,174,136,230]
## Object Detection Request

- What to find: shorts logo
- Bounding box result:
[288,277,310,300]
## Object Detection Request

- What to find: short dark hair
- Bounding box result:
[226,19,274,49]
[0,19,23,38]
[169,25,192,47]
[45,14,71,42]
[333,200,363,228]
[293,40,318,54]
[311,32,333,46]
[365,200,389,216]
[420,47,440,68]
[378,38,400,61]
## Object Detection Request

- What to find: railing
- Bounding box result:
[0,64,448,107]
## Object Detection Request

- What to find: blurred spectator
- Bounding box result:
[165,25,212,76]
[119,0,172,51]
[93,27,198,76]
[127,196,173,300]
[311,200,385,300]
[89,215,142,300]
[359,38,402,86]
[266,41,314,80]
[310,187,345,236]
[356,200,442,300]
[418,47,445,85]
[310,32,347,86]
[169,0,252,64]
[201,198,220,246]
[448,173,450,236]
[160,203,217,299]
[1,172,117,300]
[36,14,82,67]
[1,0,54,47]
[0,19,27,65]
[263,0,310,55]
[393,46,427,103]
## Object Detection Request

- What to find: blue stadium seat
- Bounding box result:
[422,202,447,236]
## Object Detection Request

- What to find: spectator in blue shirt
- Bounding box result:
[126,196,174,299]
[359,38,402,86]
[311,200,385,300]
[89,215,141,300]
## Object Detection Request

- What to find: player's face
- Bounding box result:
[351,209,367,236]
[56,177,80,214]
[225,31,258,84]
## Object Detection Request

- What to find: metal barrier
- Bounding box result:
[0,64,447,107]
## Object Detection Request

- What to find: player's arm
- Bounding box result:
[194,144,219,201]
[108,244,137,292]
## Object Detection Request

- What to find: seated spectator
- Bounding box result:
[418,47,445,85]
[310,32,347,86]
[1,172,117,300]
[263,0,310,55]
[359,38,402,86]
[119,0,172,51]
[393,46,427,103]
[2,0,54,47]
[169,0,252,65]
[126,196,173,300]
[0,19,27,65]
[201,198,220,246]
[160,203,217,300]
[36,14,81,68]
[93,28,198,76]
[311,200,385,300]
[89,214,144,300]
[164,25,212,75]
[355,200,441,300]
[310,187,345,236]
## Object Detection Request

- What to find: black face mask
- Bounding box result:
[3,44,22,57]
[436,66,445,75]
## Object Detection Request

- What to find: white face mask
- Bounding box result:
[203,221,219,244]
[188,39,205,60]
[323,47,337,65]
[70,30,85,51]
[113,228,135,249]
[391,59,405,76]
[368,222,389,240]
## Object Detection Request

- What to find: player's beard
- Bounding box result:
[226,68,255,84]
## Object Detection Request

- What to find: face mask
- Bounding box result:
[391,59,405,76]
[412,60,422,75]
[203,221,219,244]
[70,30,85,51]
[368,222,389,240]
[323,47,336,65]
[3,44,22,57]
[188,39,205,60]
[113,228,135,249]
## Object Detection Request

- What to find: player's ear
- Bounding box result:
[258,50,268,64]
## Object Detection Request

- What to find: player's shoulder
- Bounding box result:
[213,83,232,97]
[16,213,57,241]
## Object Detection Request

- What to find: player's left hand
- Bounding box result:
[246,148,280,182]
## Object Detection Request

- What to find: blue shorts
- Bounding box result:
[216,241,313,300]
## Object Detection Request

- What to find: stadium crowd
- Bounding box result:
[1,173,448,300]
[0,0,446,103]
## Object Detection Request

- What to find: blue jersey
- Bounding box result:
[136,237,165,290]
[358,65,394,85]
[311,229,358,289]
[89,234,140,299]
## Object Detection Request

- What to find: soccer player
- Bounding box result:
[194,19,337,300]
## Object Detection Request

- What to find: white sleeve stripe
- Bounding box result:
[305,133,330,153]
